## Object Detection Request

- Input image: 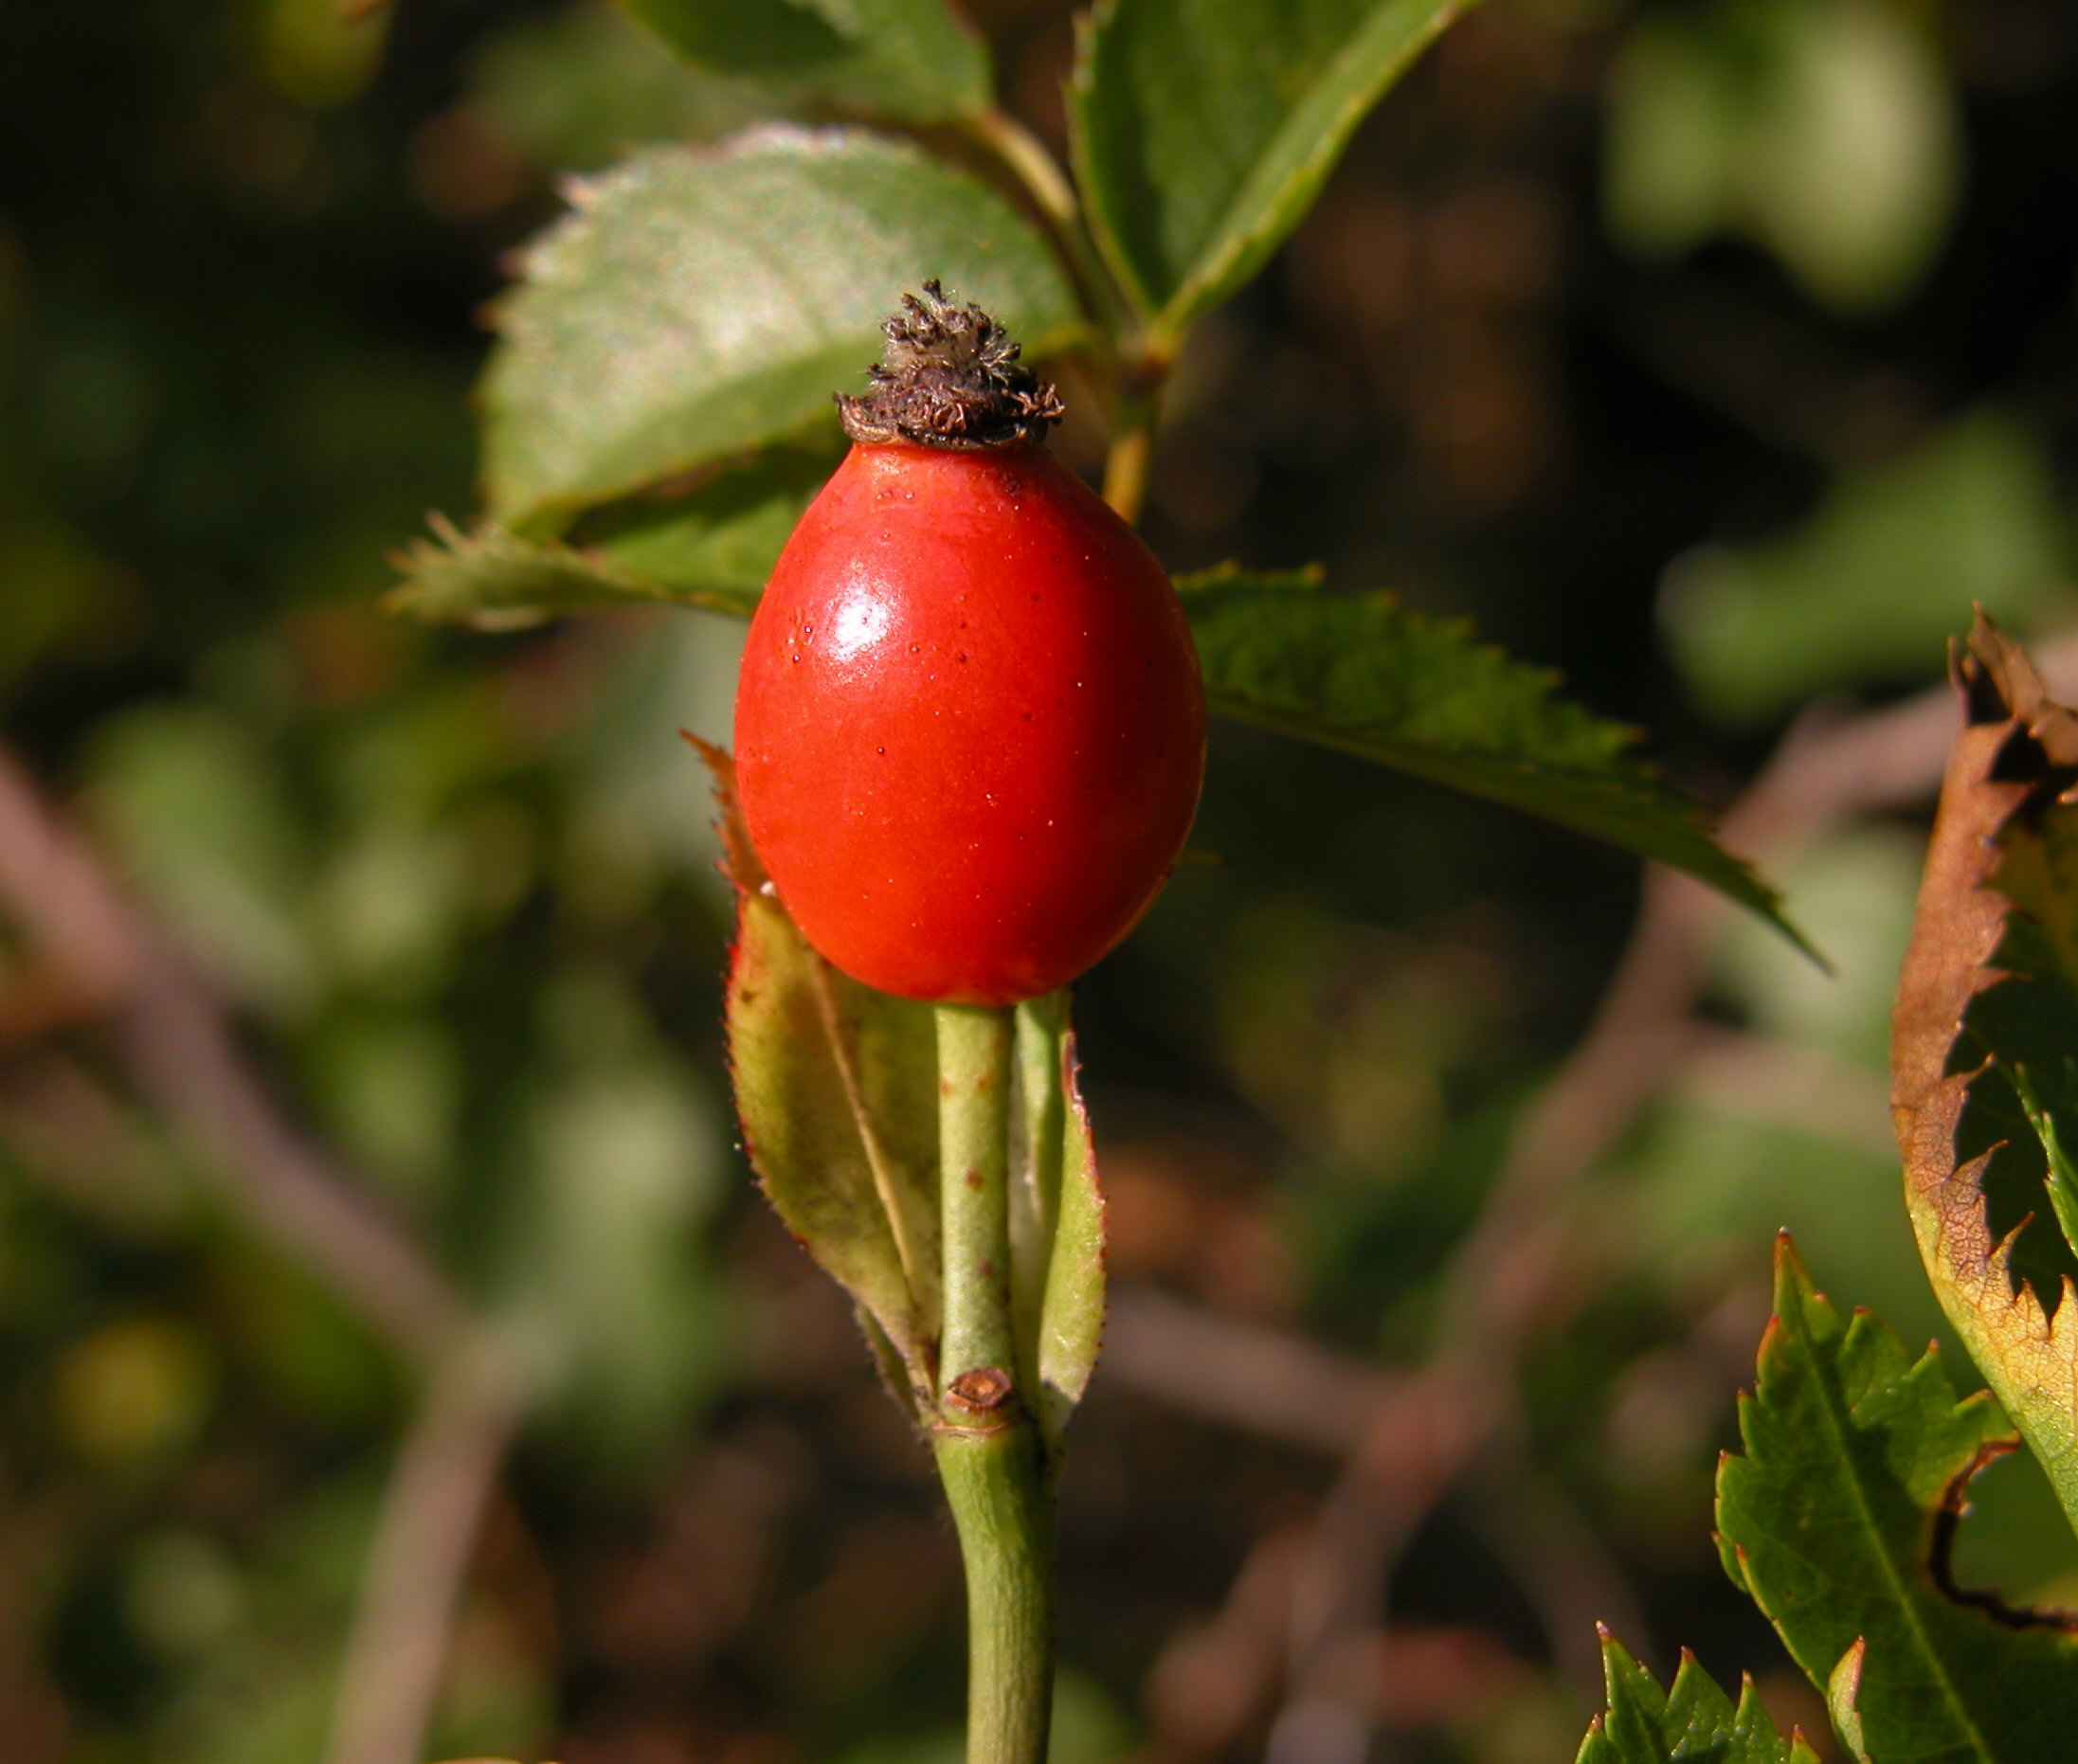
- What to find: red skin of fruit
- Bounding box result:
[733,440,1206,1006]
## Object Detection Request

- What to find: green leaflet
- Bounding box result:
[389,450,833,631]
[1008,992,1105,1458]
[703,740,944,1415]
[1070,0,1472,342]
[481,128,1086,529]
[620,0,990,123]
[1892,616,2078,1531]
[388,517,757,631]
[1177,567,1807,955]
[1575,1630,1820,1764]
[1716,1235,2078,1761]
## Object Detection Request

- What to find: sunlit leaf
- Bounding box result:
[1716,1235,2078,1755]
[483,128,1086,528]
[1071,0,1472,341]
[1177,567,1807,953]
[1575,1630,1820,1764]
[621,0,990,122]
[701,739,942,1414]
[1893,615,2078,1532]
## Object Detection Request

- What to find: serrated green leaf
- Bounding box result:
[1007,992,1104,1456]
[1070,0,1472,341]
[1575,1630,1820,1764]
[388,517,756,631]
[390,450,833,631]
[621,0,990,123]
[482,127,1086,528]
[701,740,942,1415]
[1716,1235,2078,1760]
[1894,615,2078,1533]
[1176,567,1807,953]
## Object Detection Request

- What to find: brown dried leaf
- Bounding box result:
[1892,613,2078,1529]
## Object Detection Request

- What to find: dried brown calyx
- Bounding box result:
[836,282,1064,452]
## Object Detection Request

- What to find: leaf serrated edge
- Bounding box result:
[483,126,1092,529]
[1892,612,2078,1529]
[387,514,752,629]
[1722,1234,2017,1764]
[1580,1627,1818,1763]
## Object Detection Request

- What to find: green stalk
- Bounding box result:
[1100,410,1152,525]
[967,108,1132,346]
[933,1422,1055,1764]
[935,1001,1055,1764]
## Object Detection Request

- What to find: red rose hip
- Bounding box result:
[732,287,1206,1006]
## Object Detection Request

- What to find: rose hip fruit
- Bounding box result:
[732,285,1205,1006]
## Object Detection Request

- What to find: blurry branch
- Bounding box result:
[325,1335,532,1764]
[0,746,514,1764]
[1676,1024,1894,1151]
[1608,282,1925,467]
[0,748,470,1367]
[1105,1287,1398,1455]
[1151,630,2078,1758]
[0,1054,185,1230]
[1461,1449,1654,1689]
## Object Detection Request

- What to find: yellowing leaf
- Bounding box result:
[1893,615,2078,1530]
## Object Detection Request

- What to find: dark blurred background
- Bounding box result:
[1,0,2075,1759]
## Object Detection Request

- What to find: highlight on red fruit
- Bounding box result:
[732,285,1206,1006]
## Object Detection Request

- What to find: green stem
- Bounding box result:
[933,1423,1056,1764]
[935,1001,1054,1764]
[939,1002,1017,1385]
[967,108,1130,346]
[1101,408,1152,525]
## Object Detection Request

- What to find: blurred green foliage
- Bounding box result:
[0,0,2074,1759]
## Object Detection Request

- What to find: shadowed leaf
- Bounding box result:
[1177,567,1807,953]
[1716,1235,2078,1758]
[390,450,832,630]
[1575,1630,1819,1763]
[698,739,942,1415]
[1893,614,2078,1530]
[388,518,755,631]
[621,0,990,122]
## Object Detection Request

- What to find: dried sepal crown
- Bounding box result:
[836,281,1064,452]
